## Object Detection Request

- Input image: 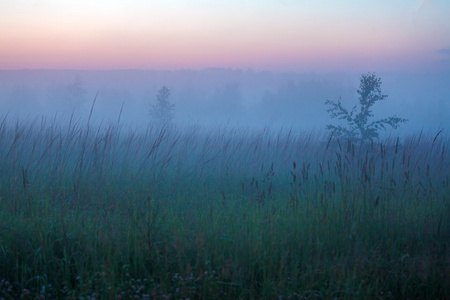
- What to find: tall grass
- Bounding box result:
[0,115,448,299]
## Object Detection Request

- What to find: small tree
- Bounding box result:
[325,73,407,141]
[149,86,175,124]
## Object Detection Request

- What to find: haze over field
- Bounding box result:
[1,0,449,132]
[1,2,450,298]
[0,69,449,133]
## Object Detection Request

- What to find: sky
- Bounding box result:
[1,0,450,72]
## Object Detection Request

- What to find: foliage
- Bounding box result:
[325,73,407,141]
[149,86,175,124]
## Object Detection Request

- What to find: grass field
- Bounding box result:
[0,115,448,299]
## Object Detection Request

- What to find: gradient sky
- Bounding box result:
[1,0,450,72]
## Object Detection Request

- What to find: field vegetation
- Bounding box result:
[0,115,448,299]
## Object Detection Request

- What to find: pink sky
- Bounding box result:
[1,0,449,72]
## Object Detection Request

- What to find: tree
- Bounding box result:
[67,75,87,102]
[325,73,407,141]
[149,86,175,124]
[212,82,244,115]
[47,75,87,109]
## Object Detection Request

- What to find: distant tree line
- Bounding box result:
[152,73,407,141]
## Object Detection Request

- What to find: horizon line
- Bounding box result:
[1,68,449,75]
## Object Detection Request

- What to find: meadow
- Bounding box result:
[0,115,448,299]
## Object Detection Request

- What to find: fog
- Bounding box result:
[0,69,449,134]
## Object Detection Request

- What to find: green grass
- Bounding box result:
[0,116,449,299]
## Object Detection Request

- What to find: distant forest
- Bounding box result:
[0,69,449,132]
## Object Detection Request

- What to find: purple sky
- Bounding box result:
[1,0,449,72]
